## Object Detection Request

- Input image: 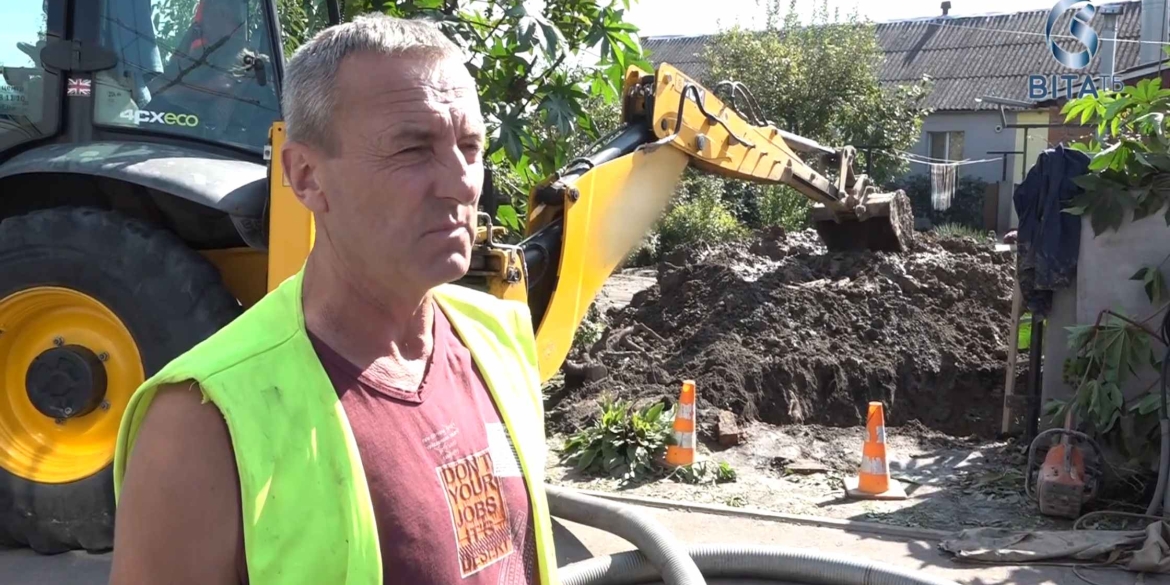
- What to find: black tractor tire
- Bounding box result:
[0,207,242,554]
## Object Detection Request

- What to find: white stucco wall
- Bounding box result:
[1042,211,1170,414]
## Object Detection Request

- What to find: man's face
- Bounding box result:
[305,52,486,294]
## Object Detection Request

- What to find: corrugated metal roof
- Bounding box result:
[643,0,1147,112]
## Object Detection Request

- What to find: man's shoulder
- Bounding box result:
[156,289,302,382]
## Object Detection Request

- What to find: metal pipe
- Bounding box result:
[776,129,836,158]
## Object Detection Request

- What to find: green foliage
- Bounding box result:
[1059,279,1167,465]
[572,304,607,351]
[349,1,647,182]
[1131,266,1168,306]
[489,94,623,236]
[658,173,750,254]
[151,0,201,59]
[1062,77,1170,236]
[671,460,737,485]
[932,223,985,240]
[561,396,675,483]
[756,186,812,231]
[884,174,991,230]
[701,0,930,185]
[276,0,334,56]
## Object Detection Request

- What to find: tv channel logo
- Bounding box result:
[1046,0,1099,69]
[1028,0,1124,100]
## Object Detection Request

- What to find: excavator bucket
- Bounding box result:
[811,190,914,253]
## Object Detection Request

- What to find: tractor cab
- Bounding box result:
[93,0,284,152]
[1,0,286,157]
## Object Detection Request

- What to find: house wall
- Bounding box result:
[907,111,1015,184]
[905,110,1057,234]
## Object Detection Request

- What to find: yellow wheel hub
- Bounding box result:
[0,287,143,483]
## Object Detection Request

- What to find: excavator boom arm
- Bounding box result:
[471,63,913,382]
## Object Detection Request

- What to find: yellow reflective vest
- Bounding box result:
[113,268,558,585]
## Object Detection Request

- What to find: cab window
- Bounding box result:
[95,0,281,152]
[0,1,50,145]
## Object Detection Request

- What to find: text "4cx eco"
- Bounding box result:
[118,110,199,127]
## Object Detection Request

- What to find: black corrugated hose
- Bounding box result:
[547,487,960,585]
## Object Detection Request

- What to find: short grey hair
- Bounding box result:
[282,14,465,151]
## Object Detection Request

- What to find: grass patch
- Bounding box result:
[932,223,986,239]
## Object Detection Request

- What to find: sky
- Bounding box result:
[0,3,43,70]
[626,0,1083,37]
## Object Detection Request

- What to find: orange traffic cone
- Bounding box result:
[844,402,907,500]
[665,380,696,467]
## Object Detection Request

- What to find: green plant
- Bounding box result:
[572,304,607,351]
[561,396,675,483]
[672,460,738,485]
[932,223,985,240]
[276,0,333,57]
[757,186,812,231]
[1061,76,1170,236]
[657,173,749,254]
[1055,263,1169,466]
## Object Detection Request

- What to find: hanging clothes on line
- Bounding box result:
[929,163,957,211]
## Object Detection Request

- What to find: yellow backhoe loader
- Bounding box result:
[0,0,911,554]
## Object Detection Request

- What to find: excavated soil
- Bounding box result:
[549,228,1027,438]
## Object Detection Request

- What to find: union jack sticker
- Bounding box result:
[67,77,91,97]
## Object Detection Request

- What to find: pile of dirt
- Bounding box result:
[549,228,1026,438]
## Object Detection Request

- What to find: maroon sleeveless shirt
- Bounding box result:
[306,305,538,585]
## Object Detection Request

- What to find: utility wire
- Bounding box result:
[904,157,1001,166]
[926,19,1170,48]
[897,150,1002,166]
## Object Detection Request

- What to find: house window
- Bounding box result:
[929,131,965,162]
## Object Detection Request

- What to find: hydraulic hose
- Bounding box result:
[558,544,961,585]
[545,485,705,585]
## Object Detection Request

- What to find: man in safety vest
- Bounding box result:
[109,14,557,585]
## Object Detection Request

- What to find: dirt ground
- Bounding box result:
[545,421,1073,533]
[548,229,1028,441]
[541,229,1116,533]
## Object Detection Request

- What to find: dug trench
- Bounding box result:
[547,227,1029,441]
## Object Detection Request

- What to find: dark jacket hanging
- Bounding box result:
[1012,145,1091,317]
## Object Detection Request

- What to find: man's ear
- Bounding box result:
[281,141,329,214]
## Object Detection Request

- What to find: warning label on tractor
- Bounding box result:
[437,449,515,577]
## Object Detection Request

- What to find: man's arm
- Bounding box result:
[109,382,243,585]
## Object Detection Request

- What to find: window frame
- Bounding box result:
[88,0,287,155]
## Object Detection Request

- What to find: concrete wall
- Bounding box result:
[1041,211,1170,416]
